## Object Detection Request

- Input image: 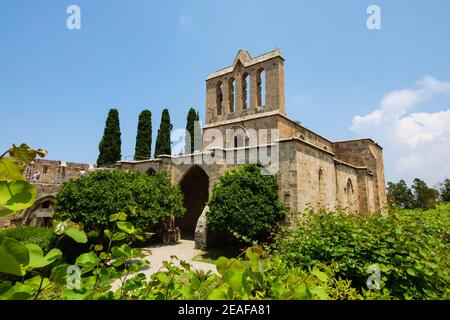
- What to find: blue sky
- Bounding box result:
[1,0,450,185]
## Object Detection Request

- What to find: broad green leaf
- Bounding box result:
[24,275,51,291]
[53,220,71,235]
[117,221,135,234]
[76,252,100,268]
[109,212,127,222]
[223,270,244,291]
[112,232,127,241]
[216,257,229,275]
[0,158,25,180]
[111,244,132,259]
[63,288,92,300]
[104,229,112,239]
[310,287,329,300]
[208,287,228,300]
[0,247,23,276]
[0,180,36,212]
[0,282,12,296]
[65,227,88,243]
[8,144,47,164]
[42,248,62,263]
[156,272,170,284]
[1,237,29,265]
[51,264,70,285]
[311,267,329,283]
[407,268,416,276]
[0,282,34,300]
[25,243,62,268]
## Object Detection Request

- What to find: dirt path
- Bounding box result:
[112,239,217,291]
[139,239,217,274]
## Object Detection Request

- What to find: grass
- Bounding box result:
[193,245,243,265]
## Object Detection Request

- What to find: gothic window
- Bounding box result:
[256,68,266,108]
[230,126,248,148]
[346,178,354,211]
[41,201,51,209]
[216,81,223,116]
[228,78,236,113]
[242,73,250,110]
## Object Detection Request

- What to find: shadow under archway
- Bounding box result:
[176,165,209,240]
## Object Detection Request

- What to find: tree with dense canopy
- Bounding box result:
[97,109,122,167]
[154,109,173,157]
[134,110,152,160]
[207,164,286,241]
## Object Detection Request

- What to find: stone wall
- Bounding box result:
[335,162,359,214]
[332,139,387,213]
[24,159,94,184]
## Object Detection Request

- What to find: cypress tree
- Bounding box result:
[97,108,122,167]
[184,108,197,154]
[194,110,202,152]
[134,110,152,160]
[154,108,173,157]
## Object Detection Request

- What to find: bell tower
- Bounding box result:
[205,49,285,125]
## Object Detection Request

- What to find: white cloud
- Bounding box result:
[351,76,450,185]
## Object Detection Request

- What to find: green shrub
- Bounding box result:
[272,205,450,299]
[54,170,185,231]
[207,165,286,241]
[0,227,56,253]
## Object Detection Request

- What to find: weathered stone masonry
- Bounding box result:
[119,49,388,248]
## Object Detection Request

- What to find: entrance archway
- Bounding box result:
[21,195,56,227]
[177,165,209,239]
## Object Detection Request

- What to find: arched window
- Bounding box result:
[346,179,354,211]
[318,167,324,204]
[229,126,248,148]
[228,78,236,113]
[256,68,266,108]
[242,73,250,110]
[41,201,51,209]
[216,81,223,116]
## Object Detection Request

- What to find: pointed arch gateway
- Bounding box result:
[176,165,209,239]
[21,195,56,227]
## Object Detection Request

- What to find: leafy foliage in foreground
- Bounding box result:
[207,165,286,241]
[54,169,185,231]
[272,206,450,299]
[0,227,56,254]
[0,213,386,300]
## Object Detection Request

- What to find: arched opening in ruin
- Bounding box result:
[216,80,224,116]
[256,68,266,108]
[146,168,156,175]
[21,195,56,227]
[228,77,236,113]
[242,73,250,110]
[228,126,249,148]
[345,178,354,212]
[176,165,209,239]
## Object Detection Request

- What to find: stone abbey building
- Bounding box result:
[0,49,387,249]
[119,49,388,248]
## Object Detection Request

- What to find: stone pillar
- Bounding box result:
[223,78,230,116]
[194,205,209,249]
[250,70,258,111]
